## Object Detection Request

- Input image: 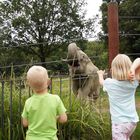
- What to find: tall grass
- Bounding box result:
[0,80,28,140]
[1,77,111,140]
[52,77,111,140]
[59,95,111,140]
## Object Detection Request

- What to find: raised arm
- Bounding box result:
[97,70,105,86]
[129,58,140,80]
[131,58,140,71]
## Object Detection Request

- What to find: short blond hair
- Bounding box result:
[111,54,132,80]
[27,66,49,91]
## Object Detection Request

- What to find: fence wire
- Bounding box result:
[0,75,110,140]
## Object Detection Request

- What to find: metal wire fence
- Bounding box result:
[0,74,110,140]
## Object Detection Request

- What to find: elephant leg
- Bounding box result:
[72,76,83,96]
[72,78,79,96]
[95,87,100,99]
[90,87,100,100]
[77,85,91,100]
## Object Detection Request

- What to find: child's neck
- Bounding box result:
[35,88,48,94]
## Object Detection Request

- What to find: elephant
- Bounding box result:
[64,43,100,100]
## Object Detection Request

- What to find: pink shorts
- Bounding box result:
[112,122,137,140]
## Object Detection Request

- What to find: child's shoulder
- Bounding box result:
[48,94,62,104]
[49,93,61,99]
[24,96,32,105]
[104,78,112,83]
[132,79,139,87]
[104,78,118,86]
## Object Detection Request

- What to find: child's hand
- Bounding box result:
[128,70,135,81]
[97,70,105,86]
[97,70,105,76]
[22,118,28,127]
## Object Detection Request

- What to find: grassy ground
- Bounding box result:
[133,86,140,140]
[1,78,140,140]
[88,86,140,140]
[100,86,140,140]
[52,78,140,139]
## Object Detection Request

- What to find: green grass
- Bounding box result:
[52,78,111,140]
[133,86,140,140]
[1,78,140,140]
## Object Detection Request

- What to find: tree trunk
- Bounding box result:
[40,54,46,68]
[39,44,46,68]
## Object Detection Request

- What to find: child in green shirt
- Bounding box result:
[22,66,67,140]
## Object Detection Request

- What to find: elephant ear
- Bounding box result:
[76,47,81,51]
[78,51,90,64]
[62,58,79,67]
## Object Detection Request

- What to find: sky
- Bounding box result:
[86,0,102,18]
[86,0,103,40]
[1,0,103,40]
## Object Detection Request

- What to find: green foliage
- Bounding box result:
[85,41,108,69]
[0,0,95,70]
[60,97,111,140]
[0,77,111,140]
[0,81,28,140]
[100,0,140,58]
[1,78,140,139]
[50,77,111,140]
[119,0,140,57]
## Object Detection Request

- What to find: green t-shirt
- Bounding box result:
[22,93,66,140]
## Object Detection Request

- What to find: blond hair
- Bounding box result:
[27,66,49,91]
[111,54,132,80]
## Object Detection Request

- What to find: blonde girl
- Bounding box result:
[97,54,139,140]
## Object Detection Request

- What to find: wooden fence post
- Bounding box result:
[108,1,119,68]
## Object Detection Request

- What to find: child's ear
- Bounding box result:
[47,78,51,87]
[47,79,51,90]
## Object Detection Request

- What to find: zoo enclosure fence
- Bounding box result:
[0,75,109,140]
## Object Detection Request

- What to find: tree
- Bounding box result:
[100,0,140,59]
[85,41,108,69]
[119,0,140,57]
[0,0,95,68]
